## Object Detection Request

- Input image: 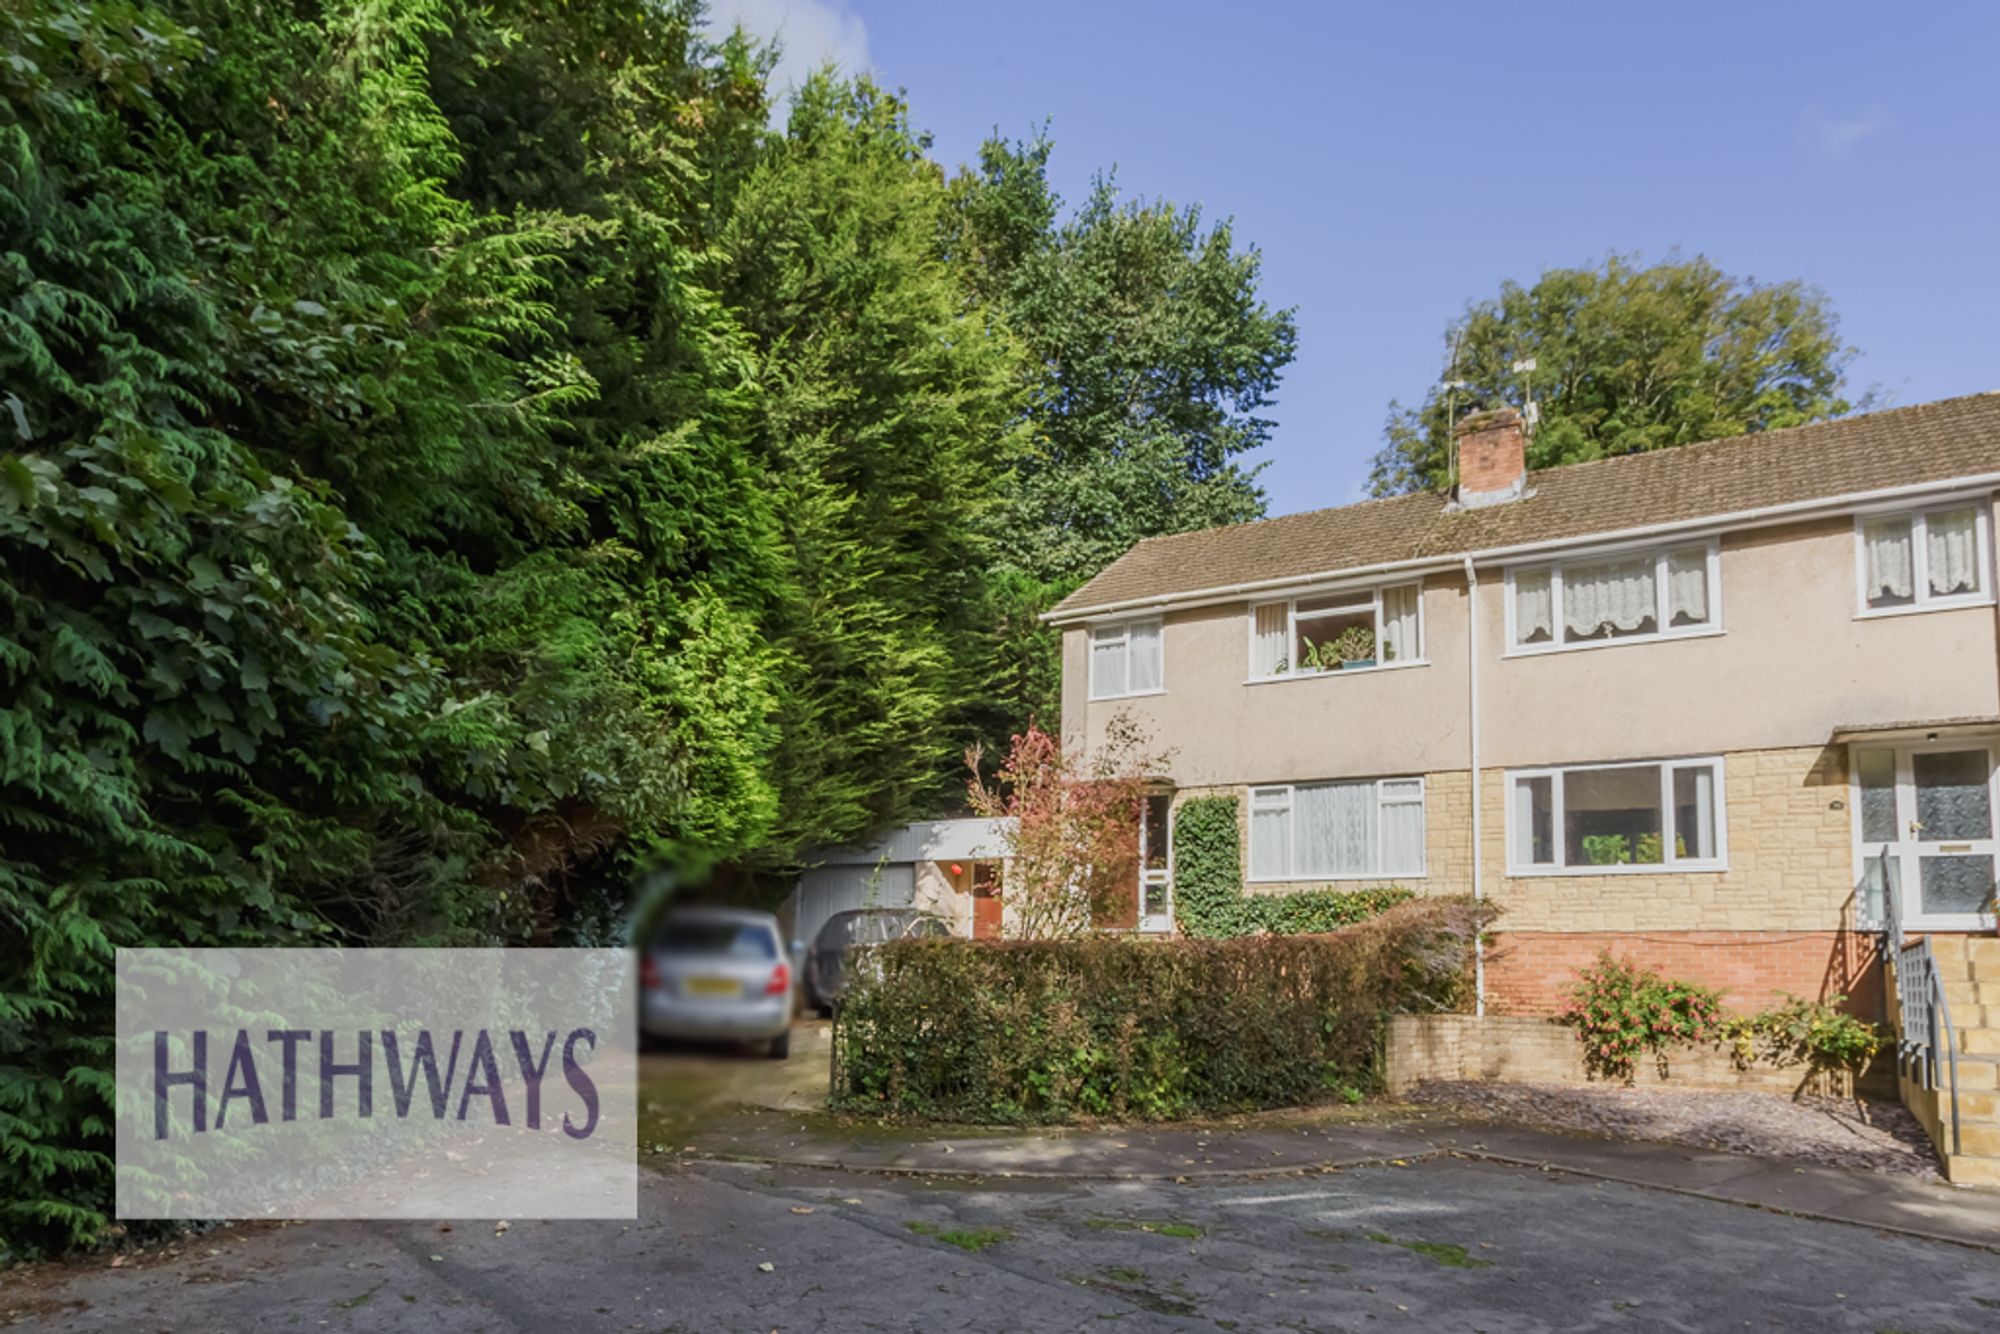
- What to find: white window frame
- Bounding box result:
[1246,776,1428,882]
[1087,617,1165,701]
[1504,757,1729,876]
[1245,581,1426,682]
[1503,537,1722,656]
[1852,499,1994,619]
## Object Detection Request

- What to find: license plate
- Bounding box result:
[684,976,740,997]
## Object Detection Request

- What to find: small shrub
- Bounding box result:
[1561,953,1725,1082]
[834,897,1494,1122]
[1722,994,1882,1073]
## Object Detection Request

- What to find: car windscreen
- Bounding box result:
[655,920,776,958]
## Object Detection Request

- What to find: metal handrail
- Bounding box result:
[1876,850,1963,1157]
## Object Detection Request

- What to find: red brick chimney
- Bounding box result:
[1454,407,1528,508]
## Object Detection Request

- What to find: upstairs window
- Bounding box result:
[1858,504,1990,614]
[1089,618,1163,699]
[1508,542,1718,652]
[1249,583,1422,679]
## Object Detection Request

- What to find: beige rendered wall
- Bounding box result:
[1068,510,2000,784]
[1478,513,2000,768]
[1073,574,1472,789]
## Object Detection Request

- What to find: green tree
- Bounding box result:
[954,136,1299,585]
[720,75,1028,848]
[946,136,1298,739]
[1369,253,1856,496]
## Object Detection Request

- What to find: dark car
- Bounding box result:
[804,907,949,1012]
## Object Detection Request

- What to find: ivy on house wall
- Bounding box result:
[1171,797,1413,938]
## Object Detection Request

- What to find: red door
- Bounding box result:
[971,863,1002,939]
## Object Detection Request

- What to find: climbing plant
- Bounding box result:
[1170,797,1412,938]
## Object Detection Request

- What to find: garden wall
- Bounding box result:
[1384,1013,1893,1099]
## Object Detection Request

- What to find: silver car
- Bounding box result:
[640,907,798,1058]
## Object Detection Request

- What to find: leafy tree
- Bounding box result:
[719,75,1028,849]
[953,136,1299,586]
[946,136,1297,740]
[1369,254,1856,495]
[965,720,1166,939]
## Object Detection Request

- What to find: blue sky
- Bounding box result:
[711,1,2000,516]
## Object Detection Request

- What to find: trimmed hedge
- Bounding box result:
[1172,795,1413,937]
[832,897,1493,1123]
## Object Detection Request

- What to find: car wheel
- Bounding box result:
[766,1030,791,1060]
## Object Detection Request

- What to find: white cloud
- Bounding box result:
[1803,103,1893,161]
[705,0,872,101]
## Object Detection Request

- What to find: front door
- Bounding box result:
[1855,742,2000,932]
[971,862,1003,939]
[1138,792,1173,933]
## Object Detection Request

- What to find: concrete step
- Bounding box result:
[1924,936,2000,968]
[1939,981,2000,1009]
[1956,1088,2000,1119]
[1944,1153,2000,1188]
[1956,1027,2000,1056]
[1954,1122,2000,1158]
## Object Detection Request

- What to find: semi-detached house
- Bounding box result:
[1049,393,2000,1018]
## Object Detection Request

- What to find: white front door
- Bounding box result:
[1854,742,2000,932]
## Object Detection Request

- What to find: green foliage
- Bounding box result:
[1721,994,1883,1073]
[953,137,1300,588]
[1560,954,1727,1083]
[1170,797,1413,938]
[0,0,1302,1255]
[1370,253,1855,496]
[833,898,1492,1123]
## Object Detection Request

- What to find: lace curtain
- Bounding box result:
[1294,782,1374,877]
[1563,558,1655,637]
[1379,585,1420,662]
[1378,780,1425,875]
[1513,568,1554,643]
[1927,508,1980,597]
[1127,620,1162,692]
[1251,603,1289,676]
[1666,549,1709,626]
[1863,517,1914,603]
[1249,790,1289,880]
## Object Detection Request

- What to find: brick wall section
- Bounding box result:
[1455,408,1525,499]
[1482,929,1884,1018]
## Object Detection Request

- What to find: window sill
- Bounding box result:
[1246,872,1427,885]
[1502,625,1724,659]
[1854,595,1995,621]
[1244,659,1429,685]
[1504,861,1728,878]
[1088,688,1168,703]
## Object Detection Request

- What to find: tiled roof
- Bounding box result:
[1050,393,2000,619]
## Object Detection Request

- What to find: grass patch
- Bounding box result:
[904,1221,1011,1252]
[1365,1231,1490,1269]
[1084,1218,1203,1239]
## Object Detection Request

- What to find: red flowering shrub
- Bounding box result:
[1561,953,1725,1083]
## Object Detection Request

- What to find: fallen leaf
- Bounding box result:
[789,1206,814,1215]
[429,1254,443,1263]
[841,1198,862,1205]
[756,1261,774,1273]
[495,1221,510,1235]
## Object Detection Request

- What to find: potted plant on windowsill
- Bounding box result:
[1329,624,1376,670]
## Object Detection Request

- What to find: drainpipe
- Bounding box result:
[1463,555,1485,1017]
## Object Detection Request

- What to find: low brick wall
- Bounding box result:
[1384,1013,1892,1098]
[1483,930,1885,1019]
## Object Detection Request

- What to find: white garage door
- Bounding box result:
[792,864,916,948]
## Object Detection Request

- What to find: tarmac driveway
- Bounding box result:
[11,1149,2000,1331]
